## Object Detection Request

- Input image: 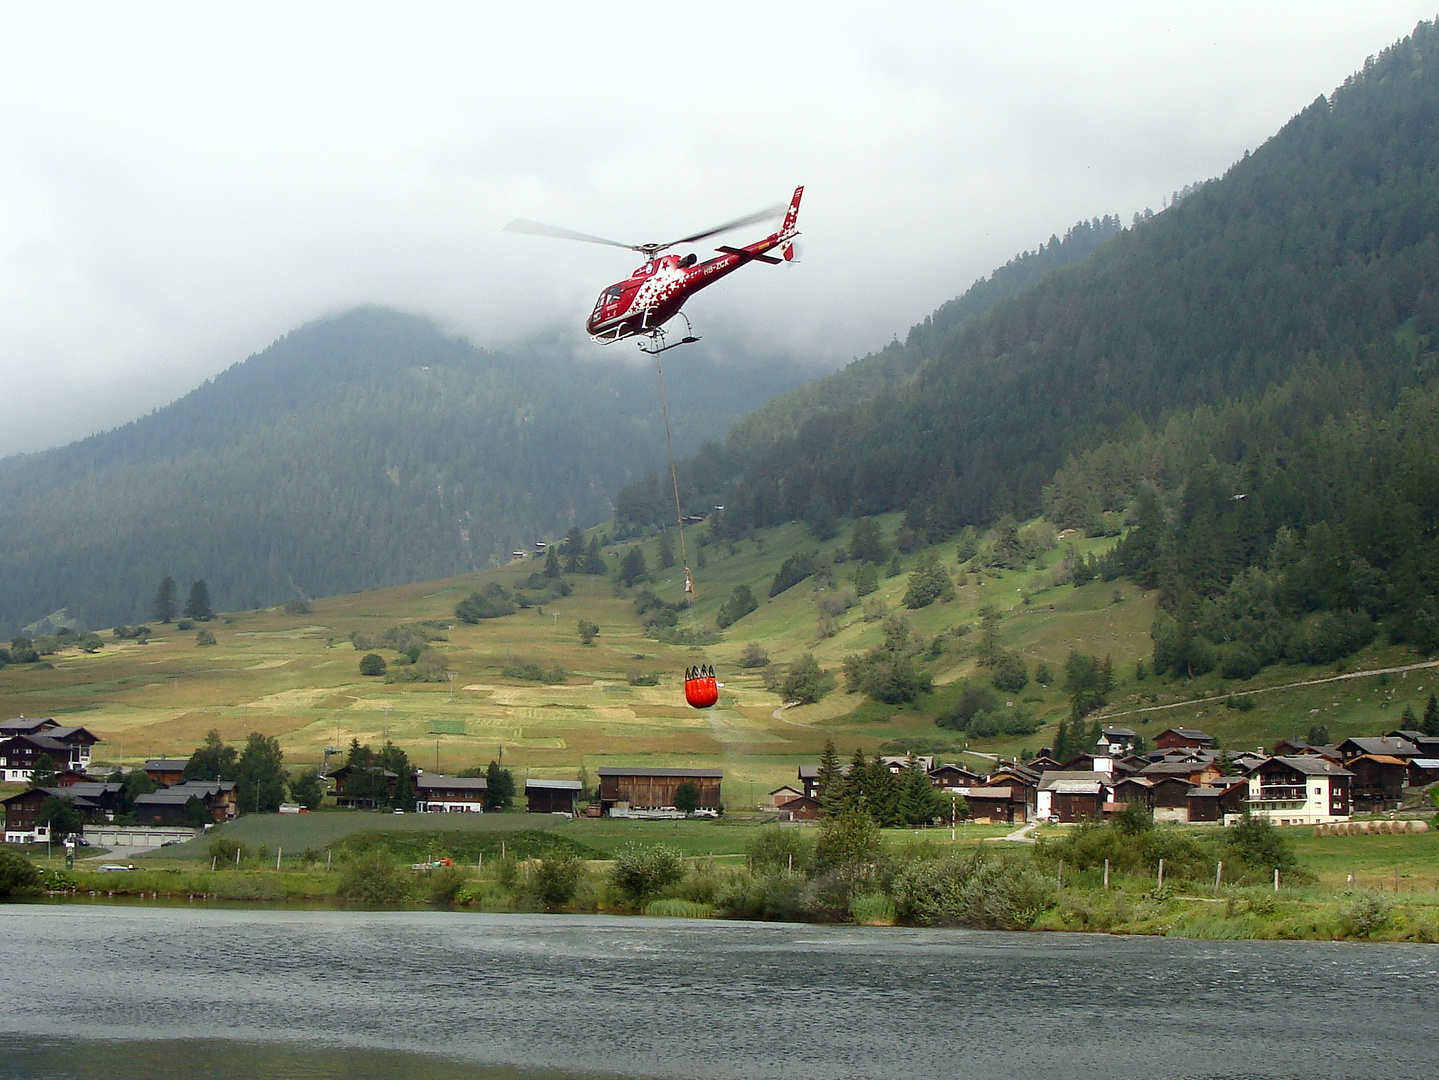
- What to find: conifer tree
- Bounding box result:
[150,576,177,623]
[1423,694,1439,737]
[584,535,606,574]
[899,758,944,825]
[815,739,843,812]
[838,748,869,815]
[184,579,213,621]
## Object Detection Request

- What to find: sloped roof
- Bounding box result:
[1268,755,1353,777]
[415,775,488,791]
[798,764,852,779]
[526,779,581,791]
[170,780,235,794]
[1341,736,1419,757]
[1158,727,1215,742]
[134,790,208,805]
[1039,771,1109,794]
[0,717,56,733]
[596,767,723,778]
[1348,754,1408,767]
[1140,761,1210,777]
[144,759,191,771]
[63,782,122,798]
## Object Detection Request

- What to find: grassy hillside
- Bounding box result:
[6,512,1437,808]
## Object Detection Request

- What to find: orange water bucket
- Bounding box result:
[684,663,719,709]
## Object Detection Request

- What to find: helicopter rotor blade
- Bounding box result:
[658,204,786,252]
[503,218,644,252]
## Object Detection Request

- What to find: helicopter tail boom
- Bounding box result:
[780,185,804,238]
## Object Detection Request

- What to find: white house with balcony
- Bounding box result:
[1239,756,1352,826]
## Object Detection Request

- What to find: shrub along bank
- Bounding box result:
[8,817,1439,941]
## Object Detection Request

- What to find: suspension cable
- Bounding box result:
[653,351,692,600]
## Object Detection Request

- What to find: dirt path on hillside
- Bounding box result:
[1101,657,1439,721]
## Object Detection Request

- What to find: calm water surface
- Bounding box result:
[2,904,1436,1079]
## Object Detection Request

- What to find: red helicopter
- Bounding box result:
[505,185,803,353]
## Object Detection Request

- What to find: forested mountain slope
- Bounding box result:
[0,308,810,634]
[725,216,1122,454]
[647,22,1439,533]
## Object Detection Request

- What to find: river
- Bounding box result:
[1,904,1435,1079]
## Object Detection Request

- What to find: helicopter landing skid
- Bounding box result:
[637,314,700,356]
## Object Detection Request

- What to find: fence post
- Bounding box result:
[1215,860,1223,893]
[1057,859,1064,889]
[1274,867,1280,893]
[276,847,282,872]
[1103,858,1110,890]
[1157,858,1165,890]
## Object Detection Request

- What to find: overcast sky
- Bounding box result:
[0,2,1434,457]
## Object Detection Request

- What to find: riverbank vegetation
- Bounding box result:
[10,813,1439,943]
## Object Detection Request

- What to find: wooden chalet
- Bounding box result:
[1147,775,1195,822]
[774,794,823,821]
[1023,755,1065,773]
[414,774,488,813]
[961,785,1028,824]
[525,778,583,814]
[143,758,191,787]
[928,763,985,791]
[766,785,806,810]
[1408,758,1439,786]
[1036,771,1109,823]
[1154,727,1216,751]
[596,767,722,812]
[0,724,100,781]
[797,762,852,799]
[1344,754,1409,810]
[1098,727,1139,755]
[327,764,400,809]
[133,780,236,825]
[1336,736,1420,762]
[1139,758,1222,786]
[1186,778,1248,823]
[1383,730,1439,756]
[3,786,110,843]
[1112,776,1155,808]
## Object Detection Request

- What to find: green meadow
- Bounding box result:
[3,514,1439,811]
